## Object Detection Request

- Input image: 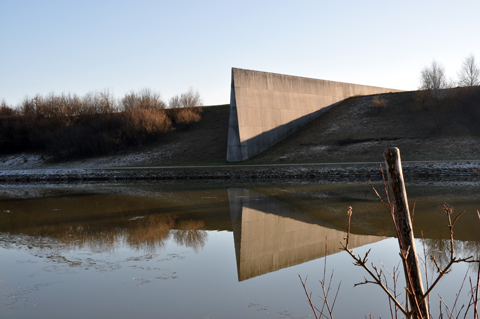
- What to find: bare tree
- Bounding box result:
[98,89,117,113]
[168,88,203,108]
[0,99,16,117]
[458,54,480,87]
[180,87,203,108]
[120,88,165,111]
[168,95,182,109]
[136,88,165,110]
[419,60,450,97]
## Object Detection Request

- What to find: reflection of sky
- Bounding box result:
[1,231,477,319]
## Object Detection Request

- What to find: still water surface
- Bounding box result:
[1,180,480,318]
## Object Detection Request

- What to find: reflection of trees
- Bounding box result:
[1,213,208,253]
[422,238,480,273]
[25,224,121,252]
[171,220,208,253]
[126,215,176,252]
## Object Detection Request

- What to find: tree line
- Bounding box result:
[419,54,480,97]
[0,87,202,117]
[0,88,204,159]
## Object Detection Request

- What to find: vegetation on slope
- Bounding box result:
[0,90,203,160]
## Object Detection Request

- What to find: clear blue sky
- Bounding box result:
[1,0,480,106]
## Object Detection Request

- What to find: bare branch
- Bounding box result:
[450,267,470,318]
[458,54,480,87]
[340,241,408,315]
[345,206,352,249]
[439,294,458,319]
[298,274,320,319]
[419,60,452,98]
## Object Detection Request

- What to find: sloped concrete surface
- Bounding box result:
[227,68,402,161]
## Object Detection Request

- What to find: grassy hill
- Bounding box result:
[143,104,230,166]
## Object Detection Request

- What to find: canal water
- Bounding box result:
[1,180,479,318]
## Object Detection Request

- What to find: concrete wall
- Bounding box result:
[227,68,402,161]
[228,188,386,281]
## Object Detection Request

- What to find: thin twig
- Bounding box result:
[450,266,470,318]
[439,294,457,319]
[421,232,432,317]
[369,179,391,214]
[475,259,480,319]
[321,238,332,317]
[298,274,319,319]
[380,163,392,210]
[319,238,340,319]
[464,277,477,319]
[346,206,352,250]
[330,280,342,316]
[340,241,408,316]
[299,236,342,319]
[381,260,403,319]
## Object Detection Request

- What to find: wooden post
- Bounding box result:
[384,148,429,319]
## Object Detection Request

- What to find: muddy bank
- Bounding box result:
[1,161,480,184]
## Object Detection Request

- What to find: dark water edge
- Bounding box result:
[1,161,480,184]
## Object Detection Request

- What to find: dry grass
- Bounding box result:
[169,107,202,124]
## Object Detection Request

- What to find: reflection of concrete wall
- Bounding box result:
[227,68,402,161]
[228,188,386,281]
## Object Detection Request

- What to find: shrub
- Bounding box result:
[371,96,388,107]
[0,88,202,158]
[48,109,173,159]
[120,109,173,145]
[120,89,166,111]
[168,88,203,108]
[169,107,202,124]
[0,100,16,118]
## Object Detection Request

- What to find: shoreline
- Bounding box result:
[1,161,480,184]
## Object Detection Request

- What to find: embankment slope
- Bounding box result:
[249,87,480,164]
[2,87,480,171]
